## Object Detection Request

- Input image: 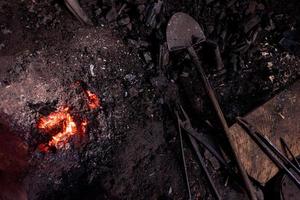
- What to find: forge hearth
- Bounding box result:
[0,27,143,199]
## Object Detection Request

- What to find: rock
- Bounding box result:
[124,74,136,83]
[279,37,300,55]
[95,8,102,16]
[118,17,130,26]
[143,51,152,63]
[145,0,163,29]
[206,0,216,5]
[244,16,261,33]
[1,27,12,34]
[106,7,117,22]
[89,64,96,77]
[129,87,139,97]
[126,23,132,31]
[0,43,5,50]
[137,4,145,14]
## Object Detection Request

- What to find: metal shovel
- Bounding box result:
[166,12,257,200]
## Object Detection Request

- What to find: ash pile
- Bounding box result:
[0,0,300,200]
[0,20,145,199]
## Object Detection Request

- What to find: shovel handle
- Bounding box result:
[187,46,257,200]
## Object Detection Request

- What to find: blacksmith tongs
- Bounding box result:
[175,104,227,200]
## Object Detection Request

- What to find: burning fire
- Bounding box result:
[37,107,69,132]
[85,90,100,109]
[37,88,100,152]
[37,106,87,151]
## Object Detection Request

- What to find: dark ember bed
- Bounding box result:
[0,0,299,200]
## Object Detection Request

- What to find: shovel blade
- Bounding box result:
[166,12,205,51]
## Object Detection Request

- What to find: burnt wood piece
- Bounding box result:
[230,80,300,184]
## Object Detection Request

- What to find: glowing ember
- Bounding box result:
[37,83,101,152]
[37,107,69,132]
[80,119,88,134]
[48,112,77,148]
[85,90,100,109]
[37,106,87,151]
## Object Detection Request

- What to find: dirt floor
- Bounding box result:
[0,0,299,200]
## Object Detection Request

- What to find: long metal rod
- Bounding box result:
[187,46,257,200]
[64,0,92,25]
[185,128,240,179]
[236,117,300,176]
[253,130,300,176]
[280,138,300,170]
[178,117,192,200]
[184,127,227,167]
[188,133,222,200]
[237,118,300,188]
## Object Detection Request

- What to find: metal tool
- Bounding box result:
[166,12,257,200]
[175,105,229,168]
[176,106,192,200]
[64,0,93,25]
[175,104,222,200]
[256,136,300,177]
[280,138,300,170]
[237,117,300,189]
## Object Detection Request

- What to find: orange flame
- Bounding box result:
[37,84,101,152]
[85,90,100,109]
[37,107,69,132]
[37,106,87,151]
